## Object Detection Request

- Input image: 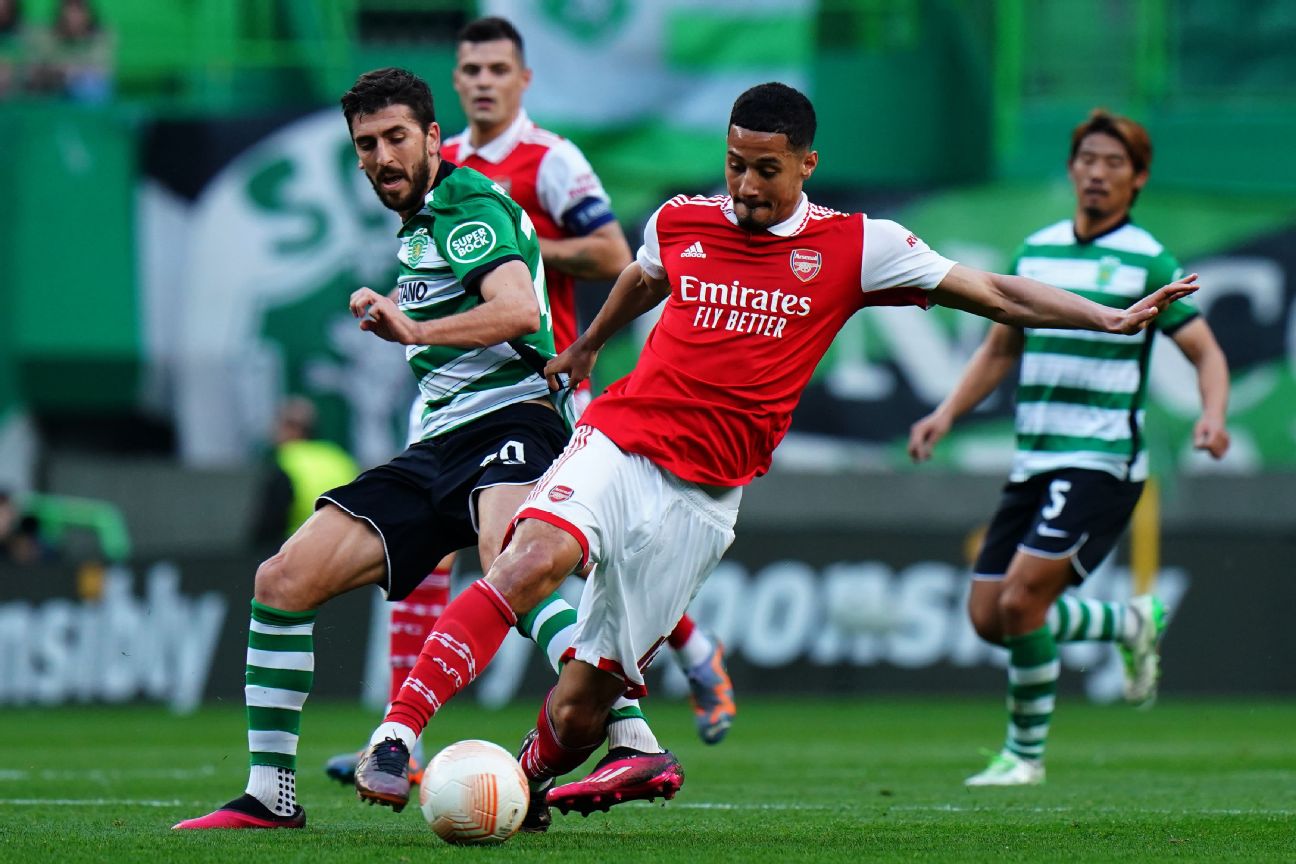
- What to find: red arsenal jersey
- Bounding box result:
[579,193,956,486]
[441,110,616,352]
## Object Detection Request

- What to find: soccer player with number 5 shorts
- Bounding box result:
[909,109,1230,787]
[351,83,1201,823]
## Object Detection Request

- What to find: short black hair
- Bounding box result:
[729,82,816,151]
[457,15,525,61]
[341,67,435,131]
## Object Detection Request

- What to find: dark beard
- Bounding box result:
[734,202,771,232]
[372,155,432,215]
[1081,204,1108,222]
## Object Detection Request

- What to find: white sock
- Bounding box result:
[606,717,662,753]
[1121,604,1142,644]
[245,765,297,816]
[369,721,417,753]
[674,628,715,670]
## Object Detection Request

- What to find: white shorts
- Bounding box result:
[514,425,740,697]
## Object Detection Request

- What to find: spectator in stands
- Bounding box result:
[28,0,111,101]
[0,0,25,97]
[0,490,54,565]
[251,397,359,553]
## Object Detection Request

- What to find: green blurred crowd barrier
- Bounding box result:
[23,491,132,563]
[2,0,1295,473]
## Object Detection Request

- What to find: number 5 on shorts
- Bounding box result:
[1041,479,1071,521]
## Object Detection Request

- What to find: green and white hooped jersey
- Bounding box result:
[396,163,555,440]
[1010,219,1198,483]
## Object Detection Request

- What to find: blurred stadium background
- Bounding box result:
[2,0,1294,719]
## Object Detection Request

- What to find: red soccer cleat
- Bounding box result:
[546,748,684,816]
[172,794,305,830]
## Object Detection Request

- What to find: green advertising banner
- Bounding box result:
[128,109,1296,478]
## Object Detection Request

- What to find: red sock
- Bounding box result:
[668,614,696,650]
[389,568,451,703]
[385,579,516,735]
[519,691,601,783]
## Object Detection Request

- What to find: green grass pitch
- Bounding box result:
[0,698,1292,863]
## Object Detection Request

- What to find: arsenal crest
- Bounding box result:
[789,249,821,282]
[548,485,574,502]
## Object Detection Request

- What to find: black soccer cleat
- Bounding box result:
[354,737,411,812]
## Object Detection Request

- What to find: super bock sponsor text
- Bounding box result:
[452,228,490,257]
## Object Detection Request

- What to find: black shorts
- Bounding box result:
[972,468,1145,583]
[320,401,569,601]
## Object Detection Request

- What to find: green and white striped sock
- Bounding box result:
[1049,595,1134,643]
[517,592,577,674]
[1004,625,1058,762]
[517,593,660,753]
[243,600,315,816]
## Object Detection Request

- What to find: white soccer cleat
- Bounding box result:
[965,750,1045,787]
[1120,595,1167,707]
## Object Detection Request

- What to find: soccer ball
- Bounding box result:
[419,739,530,845]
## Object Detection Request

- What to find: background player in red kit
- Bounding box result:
[442,18,735,742]
[354,82,1199,822]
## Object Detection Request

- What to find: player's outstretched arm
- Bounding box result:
[930,264,1199,333]
[545,261,670,390]
[908,323,1023,462]
[351,260,541,348]
[1171,316,1231,459]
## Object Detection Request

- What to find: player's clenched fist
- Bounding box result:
[350,286,416,344]
[545,335,598,392]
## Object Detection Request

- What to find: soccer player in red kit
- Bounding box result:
[327,17,735,792]
[354,82,1199,822]
[442,18,735,745]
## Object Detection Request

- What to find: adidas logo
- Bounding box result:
[680,241,706,258]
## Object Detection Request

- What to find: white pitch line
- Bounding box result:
[0,799,191,807]
[887,804,1296,817]
[0,766,217,782]
[673,803,838,811]
[665,802,1296,817]
[3,797,1291,818]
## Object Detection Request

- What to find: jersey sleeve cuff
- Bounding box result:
[461,253,526,294]
[1158,310,1200,336]
[636,246,666,280]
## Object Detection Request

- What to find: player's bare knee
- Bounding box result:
[997,582,1049,630]
[253,552,291,608]
[487,540,578,613]
[254,548,317,610]
[968,604,1003,644]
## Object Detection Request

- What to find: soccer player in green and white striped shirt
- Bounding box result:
[175,66,635,830]
[909,110,1231,787]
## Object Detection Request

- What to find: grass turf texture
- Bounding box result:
[0,699,1291,863]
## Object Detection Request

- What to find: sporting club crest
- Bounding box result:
[407,229,430,267]
[1096,255,1121,288]
[548,485,574,502]
[790,249,822,283]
